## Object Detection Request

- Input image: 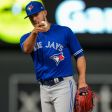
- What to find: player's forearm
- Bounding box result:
[23,33,38,54]
[76,56,87,88]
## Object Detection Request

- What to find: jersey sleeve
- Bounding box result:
[66,27,84,59]
[20,33,30,49]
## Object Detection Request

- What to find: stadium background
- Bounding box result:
[0,0,112,112]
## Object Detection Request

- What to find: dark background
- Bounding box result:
[0,0,112,112]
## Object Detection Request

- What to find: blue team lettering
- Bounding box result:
[34,42,42,51]
[34,41,63,52]
[45,41,63,52]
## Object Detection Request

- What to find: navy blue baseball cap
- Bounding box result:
[24,1,45,19]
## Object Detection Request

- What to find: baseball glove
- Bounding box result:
[74,86,94,112]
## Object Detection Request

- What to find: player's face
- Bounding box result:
[29,10,47,26]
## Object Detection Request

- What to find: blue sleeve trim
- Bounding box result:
[73,49,84,60]
[73,49,83,56]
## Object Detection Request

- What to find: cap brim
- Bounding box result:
[24,11,39,19]
[24,10,44,19]
[24,13,36,19]
[24,16,28,19]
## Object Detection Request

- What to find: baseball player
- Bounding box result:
[20,1,87,112]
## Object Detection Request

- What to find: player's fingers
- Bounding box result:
[32,27,41,34]
[34,27,46,33]
[35,22,45,28]
[79,91,88,96]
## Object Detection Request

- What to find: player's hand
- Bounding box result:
[32,21,49,35]
[78,82,88,95]
[78,82,88,89]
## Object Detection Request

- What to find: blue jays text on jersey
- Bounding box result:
[34,41,63,52]
[20,24,84,80]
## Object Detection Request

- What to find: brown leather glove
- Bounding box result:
[74,86,94,112]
